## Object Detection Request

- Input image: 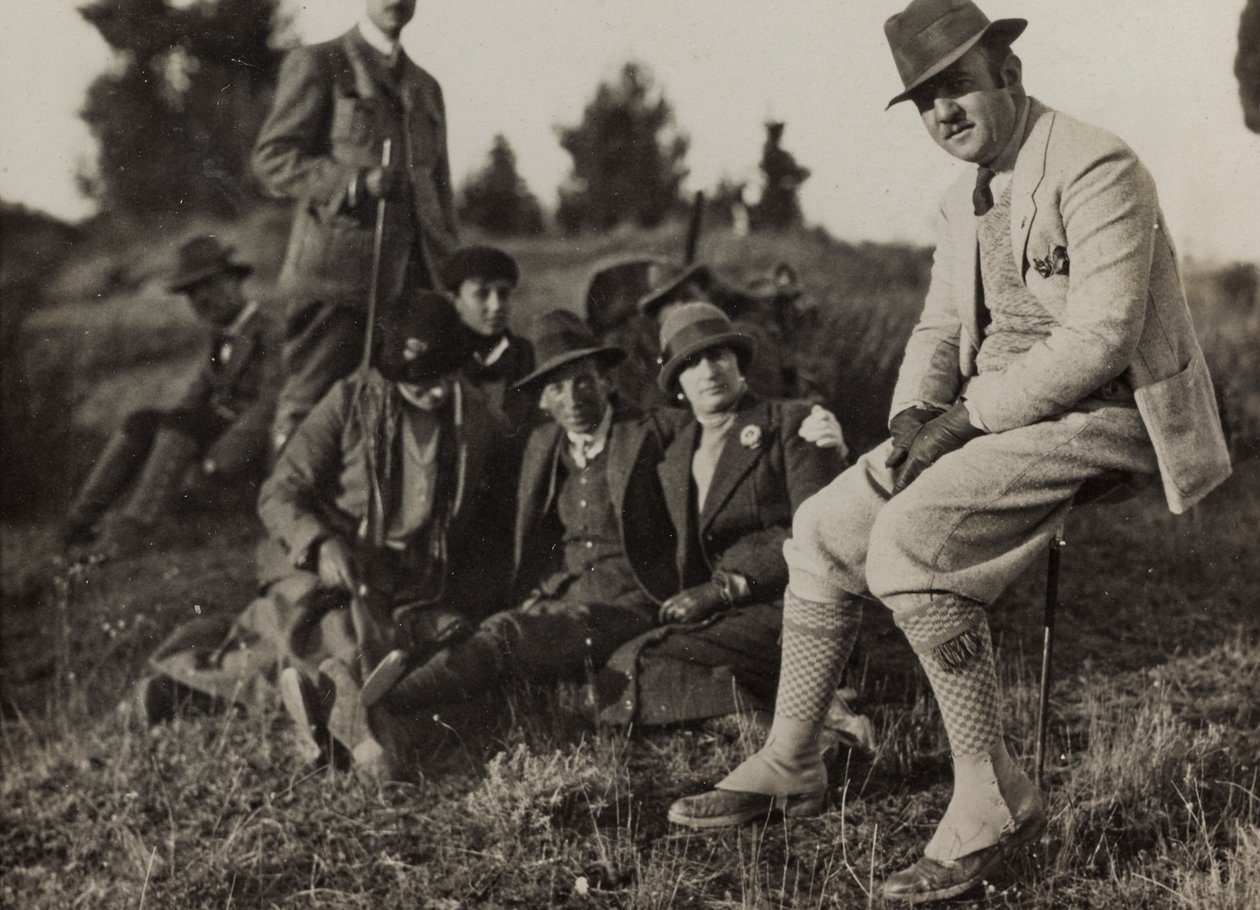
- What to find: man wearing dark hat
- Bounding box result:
[139,292,512,781]
[253,0,459,453]
[63,235,277,557]
[440,245,538,439]
[355,309,681,727]
[670,1,1231,903]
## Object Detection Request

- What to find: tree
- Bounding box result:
[556,62,689,232]
[458,134,544,236]
[751,121,810,231]
[79,0,284,217]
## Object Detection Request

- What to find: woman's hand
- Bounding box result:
[799,404,848,457]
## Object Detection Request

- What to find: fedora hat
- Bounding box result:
[884,0,1026,108]
[657,302,755,394]
[168,235,252,293]
[638,262,715,319]
[511,310,626,392]
[373,291,480,383]
[439,245,520,293]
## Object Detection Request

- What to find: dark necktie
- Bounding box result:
[973,166,996,216]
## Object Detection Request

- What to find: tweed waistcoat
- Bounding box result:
[975,181,1056,375]
[557,446,641,603]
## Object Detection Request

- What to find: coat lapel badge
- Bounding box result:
[739,424,763,449]
[1033,245,1069,279]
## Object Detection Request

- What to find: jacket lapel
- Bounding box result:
[658,420,697,548]
[698,398,770,530]
[513,422,563,570]
[340,30,381,101]
[215,309,259,389]
[1010,99,1054,285]
[604,403,647,516]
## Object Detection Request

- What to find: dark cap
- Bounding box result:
[439,246,520,293]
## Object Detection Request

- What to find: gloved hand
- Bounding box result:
[891,401,985,494]
[316,536,357,593]
[885,406,945,471]
[658,571,741,624]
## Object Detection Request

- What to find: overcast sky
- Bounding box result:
[2,1,1258,262]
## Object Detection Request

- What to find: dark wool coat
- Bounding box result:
[512,400,682,606]
[253,27,458,310]
[599,395,844,725]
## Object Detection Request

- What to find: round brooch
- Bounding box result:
[739,425,763,449]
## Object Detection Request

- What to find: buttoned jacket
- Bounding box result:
[513,402,681,604]
[252,27,458,309]
[657,395,843,600]
[892,98,1231,513]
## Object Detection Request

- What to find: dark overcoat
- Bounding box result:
[600,395,844,725]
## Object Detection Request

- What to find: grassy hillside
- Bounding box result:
[2,214,1258,908]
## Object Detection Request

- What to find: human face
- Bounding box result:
[454,277,513,337]
[396,376,450,410]
[365,0,416,39]
[677,346,745,418]
[537,359,610,435]
[910,46,1021,166]
[185,273,246,327]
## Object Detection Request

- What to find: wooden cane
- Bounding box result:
[1035,528,1066,789]
[360,139,393,371]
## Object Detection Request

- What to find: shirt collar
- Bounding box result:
[221,300,257,337]
[475,334,512,368]
[565,404,613,459]
[357,18,400,62]
[987,96,1031,175]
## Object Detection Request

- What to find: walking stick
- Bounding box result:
[1035,528,1066,789]
[360,139,393,370]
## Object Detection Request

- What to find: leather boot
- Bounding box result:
[118,426,200,529]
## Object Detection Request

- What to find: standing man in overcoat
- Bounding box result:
[253,0,458,451]
[669,1,1232,903]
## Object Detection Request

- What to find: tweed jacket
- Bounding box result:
[252,26,458,309]
[658,395,843,600]
[462,332,538,441]
[512,401,681,605]
[258,374,512,593]
[892,98,1231,514]
[172,304,278,473]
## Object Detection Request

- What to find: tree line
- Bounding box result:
[76,0,812,233]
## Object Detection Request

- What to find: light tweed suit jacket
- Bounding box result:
[891,98,1231,514]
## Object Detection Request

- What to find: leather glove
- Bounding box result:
[891,401,985,494]
[658,571,741,624]
[885,406,945,470]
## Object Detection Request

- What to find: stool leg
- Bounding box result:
[1035,528,1067,790]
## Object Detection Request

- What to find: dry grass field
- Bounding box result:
[2,213,1258,908]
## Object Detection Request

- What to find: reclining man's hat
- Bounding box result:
[884,0,1026,108]
[657,302,756,394]
[512,310,626,392]
[638,263,716,319]
[439,246,520,293]
[374,291,480,384]
[168,236,252,293]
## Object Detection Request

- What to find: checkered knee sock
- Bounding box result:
[896,596,1002,755]
[773,589,863,725]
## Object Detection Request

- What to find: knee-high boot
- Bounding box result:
[667,590,863,827]
[882,596,1045,903]
[117,427,200,529]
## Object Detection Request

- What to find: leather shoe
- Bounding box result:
[361,649,410,707]
[880,810,1047,904]
[668,786,826,829]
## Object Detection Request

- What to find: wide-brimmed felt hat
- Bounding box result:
[168,235,252,292]
[512,310,626,392]
[374,291,480,383]
[638,262,716,319]
[657,302,755,394]
[884,0,1026,109]
[439,245,520,293]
